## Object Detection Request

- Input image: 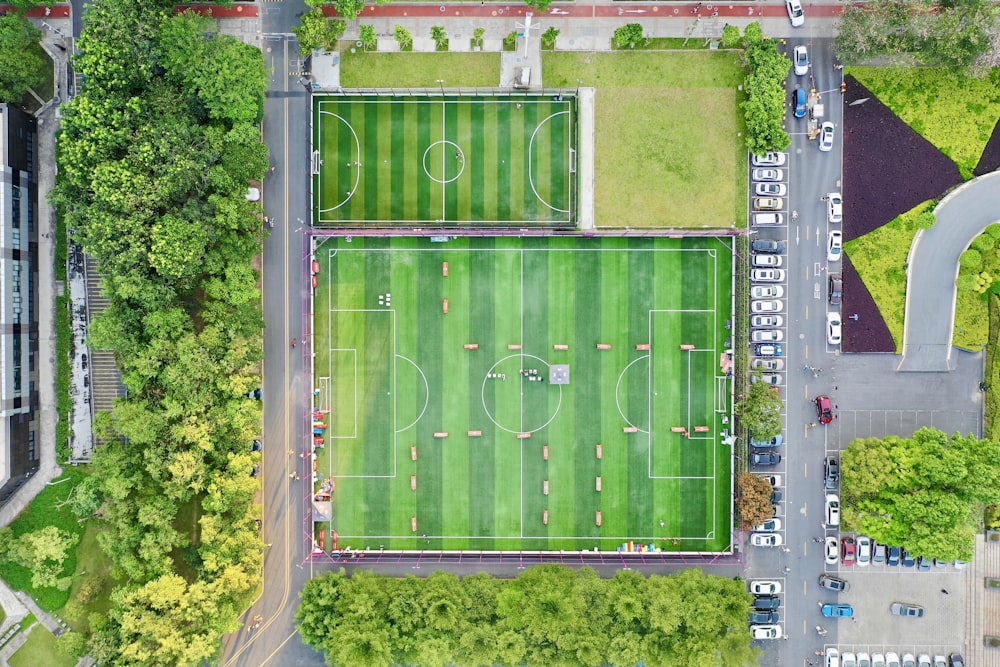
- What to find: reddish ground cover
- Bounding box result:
[840,254,896,353]
[974,118,1000,176]
[842,75,962,242]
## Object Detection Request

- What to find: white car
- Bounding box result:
[932,657,946,667]
[843,653,858,667]
[752,330,784,343]
[751,285,784,299]
[828,230,843,262]
[752,358,784,371]
[886,653,901,667]
[827,311,842,345]
[751,269,786,282]
[752,151,787,167]
[827,648,841,667]
[755,182,787,197]
[819,121,835,152]
[757,372,782,385]
[752,168,784,182]
[825,536,839,565]
[751,624,781,639]
[751,300,783,313]
[762,474,782,487]
[825,494,840,526]
[752,314,784,328]
[858,654,872,667]
[872,654,887,667]
[786,0,804,26]
[754,517,782,531]
[917,656,931,667]
[856,535,872,566]
[750,579,783,595]
[828,193,843,223]
[793,44,809,75]
[751,532,783,547]
[753,254,783,268]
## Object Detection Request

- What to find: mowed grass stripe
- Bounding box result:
[469,101,486,223]
[416,101,434,224]
[520,245,550,543]
[481,102,499,222]
[363,101,380,222]
[466,239,496,548]
[519,102,538,222]
[492,243,522,545]
[444,100,461,222]
[495,105,512,222]
[391,102,406,221]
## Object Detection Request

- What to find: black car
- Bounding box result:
[752,239,787,254]
[829,274,843,306]
[753,595,780,610]
[251,439,262,452]
[749,610,780,624]
[949,654,965,667]
[824,456,839,489]
[818,574,849,592]
[752,452,781,466]
[770,489,783,503]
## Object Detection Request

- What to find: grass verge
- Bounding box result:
[543,51,745,228]
[8,624,75,667]
[844,202,933,353]
[339,52,501,87]
[846,66,1000,180]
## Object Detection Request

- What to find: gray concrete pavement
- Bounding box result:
[900,171,1000,372]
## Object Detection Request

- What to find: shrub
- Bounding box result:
[916,211,936,229]
[503,31,517,51]
[960,249,983,270]
[393,25,413,51]
[721,24,741,49]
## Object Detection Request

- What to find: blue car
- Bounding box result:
[821,603,854,618]
[793,87,807,118]
[751,434,785,448]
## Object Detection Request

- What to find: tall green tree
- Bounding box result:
[0,14,47,102]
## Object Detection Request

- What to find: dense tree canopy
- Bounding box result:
[738,22,791,155]
[0,14,48,102]
[740,370,784,438]
[51,1,267,664]
[841,427,1000,560]
[297,566,760,667]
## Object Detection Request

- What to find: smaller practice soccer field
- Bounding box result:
[310,237,733,553]
[312,94,577,228]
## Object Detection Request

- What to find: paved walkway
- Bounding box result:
[900,171,1000,372]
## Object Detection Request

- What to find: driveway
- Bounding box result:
[900,171,1000,372]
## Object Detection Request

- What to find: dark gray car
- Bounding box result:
[824,456,839,489]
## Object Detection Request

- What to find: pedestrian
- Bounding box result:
[941,588,949,594]
[783,566,791,573]
[821,196,829,201]
[291,338,297,347]
[781,547,791,553]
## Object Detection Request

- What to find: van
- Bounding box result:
[753,213,784,226]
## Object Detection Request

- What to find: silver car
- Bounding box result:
[752,358,784,370]
[751,300,783,313]
[751,285,784,299]
[819,121,835,152]
[752,168,784,182]
[751,269,786,282]
[751,330,784,343]
[751,314,784,328]
[755,182,787,197]
[752,254,783,268]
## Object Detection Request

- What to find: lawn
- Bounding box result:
[60,522,121,633]
[7,625,75,667]
[310,236,734,553]
[313,94,575,227]
[339,52,501,88]
[543,51,745,229]
[847,66,1000,180]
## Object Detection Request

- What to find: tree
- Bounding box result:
[613,23,645,49]
[738,471,775,529]
[0,14,48,102]
[524,0,554,12]
[721,24,741,49]
[738,22,791,154]
[334,0,365,20]
[7,526,80,590]
[359,24,377,51]
[394,25,413,51]
[740,370,784,437]
[430,25,448,51]
[541,26,559,50]
[472,27,486,49]
[55,632,89,658]
[294,8,346,53]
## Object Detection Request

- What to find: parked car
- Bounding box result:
[841,536,856,565]
[751,533,783,547]
[815,395,833,423]
[752,151,787,167]
[954,560,968,569]
[762,474,781,487]
[753,254,784,267]
[755,182,787,197]
[770,489,783,503]
[948,654,965,667]
[822,603,854,618]
[819,121,835,152]
[755,373,782,385]
[785,0,804,26]
[753,595,780,610]
[828,193,843,223]
[751,433,784,448]
[825,494,841,526]
[754,197,785,211]
[932,558,948,568]
[753,518,782,532]
[859,654,872,667]
[886,653,901,667]
[793,45,809,75]
[916,555,932,571]
[901,549,915,567]
[856,536,872,566]
[873,543,887,565]
[751,284,784,299]
[752,358,784,370]
[749,610,780,624]
[794,87,807,118]
[827,311,842,345]
[873,654,887,667]
[829,274,843,306]
[752,239,787,254]
[887,546,901,566]
[753,213,785,226]
[751,268,786,282]
[844,653,858,667]
[828,230,843,262]
[901,656,916,667]
[752,330,784,343]
[752,300,783,313]
[755,343,783,357]
[890,602,925,618]
[752,168,784,182]
[827,648,841,667]
[751,624,781,639]
[824,455,839,489]
[932,657,946,667]
[825,536,839,565]
[750,580,783,595]
[752,314,784,328]
[819,574,850,592]
[752,452,781,465]
[251,439,262,452]
[917,656,931,667]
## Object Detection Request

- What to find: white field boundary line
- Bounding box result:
[440,98,447,222]
[527,110,572,214]
[316,109,361,215]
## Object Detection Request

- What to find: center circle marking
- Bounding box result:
[481,354,562,434]
[422,140,466,184]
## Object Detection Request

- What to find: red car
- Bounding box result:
[815,395,833,424]
[841,536,856,565]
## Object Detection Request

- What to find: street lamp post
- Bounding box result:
[436,79,445,96]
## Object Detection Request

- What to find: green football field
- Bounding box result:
[311,236,733,552]
[312,95,576,227]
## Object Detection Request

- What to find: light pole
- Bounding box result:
[436,79,445,96]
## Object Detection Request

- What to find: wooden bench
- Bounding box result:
[636,344,651,351]
[434,432,448,439]
[516,432,531,439]
[411,517,418,532]
[553,344,569,351]
[694,426,710,433]
[442,261,448,276]
[680,344,696,351]
[597,343,612,350]
[411,446,417,461]
[596,511,602,527]
[468,430,482,437]
[596,476,602,492]
[464,343,479,350]
[543,445,549,460]
[623,426,639,433]
[508,344,522,350]
[671,426,687,434]
[543,480,549,495]
[442,299,449,314]
[411,475,417,490]
[596,443,603,459]
[543,509,549,525]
